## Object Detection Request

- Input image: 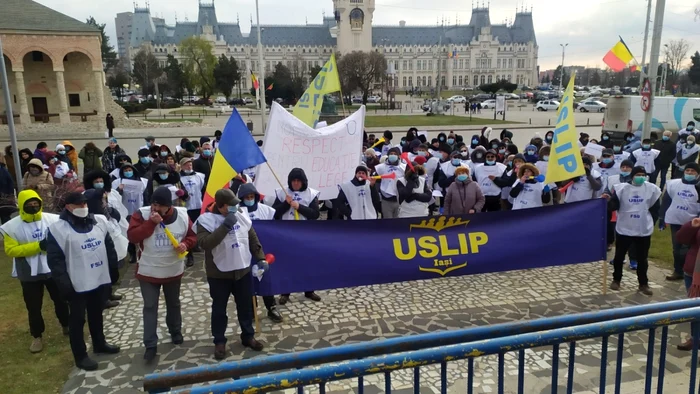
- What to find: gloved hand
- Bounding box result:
[257,259,269,271]
[39,239,47,251]
[223,212,238,229]
[659,220,666,231]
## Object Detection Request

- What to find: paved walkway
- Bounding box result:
[59,251,695,394]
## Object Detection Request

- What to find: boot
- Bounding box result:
[677,339,694,351]
[144,347,157,363]
[666,272,684,281]
[267,307,283,323]
[242,337,264,351]
[29,338,43,353]
[214,343,227,360]
[104,299,120,309]
[610,281,621,291]
[638,285,653,296]
[171,332,184,345]
[93,342,120,354]
[76,356,98,371]
[278,295,290,305]
[186,253,194,267]
[305,292,321,302]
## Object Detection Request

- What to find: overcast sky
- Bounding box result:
[39,0,700,70]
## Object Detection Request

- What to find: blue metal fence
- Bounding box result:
[144,299,700,394]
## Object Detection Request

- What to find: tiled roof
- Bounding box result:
[0,0,99,34]
[247,25,335,46]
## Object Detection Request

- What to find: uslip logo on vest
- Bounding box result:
[82,237,102,251]
[392,217,488,276]
[628,195,644,204]
[677,190,696,199]
[31,228,43,239]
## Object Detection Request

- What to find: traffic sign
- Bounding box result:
[641,79,651,95]
[641,78,651,112]
[641,95,650,112]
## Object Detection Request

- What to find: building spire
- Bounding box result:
[237,13,239,24]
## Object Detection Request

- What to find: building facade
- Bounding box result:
[118,1,539,91]
[1,0,108,125]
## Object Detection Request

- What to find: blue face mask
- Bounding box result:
[417,151,427,157]
[228,205,239,213]
[543,155,550,162]
[620,170,631,177]
[160,151,168,157]
[613,146,621,153]
[439,137,445,142]
[140,157,150,164]
[93,182,104,189]
[202,150,212,157]
[499,149,506,154]
[642,144,651,149]
[58,150,66,155]
[147,142,153,148]
[472,139,479,145]
[688,126,695,132]
[447,138,454,144]
[685,173,698,182]
[244,199,255,207]
[456,174,469,182]
[158,173,168,181]
[602,158,613,164]
[388,154,399,164]
[124,170,134,178]
[486,160,495,165]
[662,136,670,141]
[633,176,646,185]
[602,136,609,140]
[492,144,499,149]
[451,159,462,166]
[527,150,535,155]
[626,137,633,142]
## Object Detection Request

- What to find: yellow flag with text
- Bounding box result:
[293,54,341,127]
[545,71,585,184]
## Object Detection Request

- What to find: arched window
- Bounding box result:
[474,75,479,86]
[480,75,486,85]
[487,75,492,83]
[350,8,364,29]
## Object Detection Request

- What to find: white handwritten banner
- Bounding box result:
[255,102,365,200]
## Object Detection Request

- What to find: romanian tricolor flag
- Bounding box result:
[251,70,260,90]
[200,108,266,213]
[603,37,634,72]
[266,83,274,91]
[630,65,639,72]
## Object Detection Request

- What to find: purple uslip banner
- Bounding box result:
[253,199,607,296]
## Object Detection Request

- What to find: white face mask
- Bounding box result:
[72,207,89,218]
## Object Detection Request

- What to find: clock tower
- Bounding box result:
[333,0,375,54]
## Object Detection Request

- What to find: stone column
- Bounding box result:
[14,71,30,124]
[55,70,70,123]
[93,71,106,114]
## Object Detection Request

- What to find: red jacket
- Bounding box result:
[676,221,700,276]
[127,207,197,284]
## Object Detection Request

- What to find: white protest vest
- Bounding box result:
[565,170,601,203]
[613,182,662,237]
[48,216,111,293]
[613,151,630,165]
[511,181,545,210]
[375,163,406,198]
[0,213,60,277]
[53,162,70,179]
[632,149,660,174]
[243,203,276,221]
[474,163,506,196]
[664,179,700,225]
[397,177,428,218]
[423,157,439,188]
[196,211,252,272]
[113,178,147,215]
[137,206,189,278]
[593,163,621,198]
[339,181,377,220]
[275,187,320,220]
[180,172,206,210]
[102,215,129,261]
[678,145,700,169]
[439,161,467,179]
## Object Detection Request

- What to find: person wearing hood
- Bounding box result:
[47,151,74,185]
[429,138,440,157]
[599,132,613,149]
[679,121,697,138]
[604,166,661,296]
[193,142,215,184]
[544,131,554,146]
[84,169,130,237]
[488,138,501,152]
[46,191,121,371]
[444,166,485,215]
[140,136,160,151]
[659,162,700,282]
[79,142,103,173]
[406,139,422,162]
[196,189,267,358]
[212,130,222,151]
[396,163,432,218]
[473,150,506,212]
[154,144,173,164]
[0,190,68,353]
[478,127,492,148]
[653,130,677,189]
[179,157,206,267]
[54,144,75,172]
[446,132,457,148]
[363,149,380,174]
[436,132,447,147]
[469,134,481,153]
[578,133,590,148]
[134,148,154,180]
[60,141,79,173]
[337,165,380,220]
[564,157,603,203]
[530,135,544,152]
[127,186,197,363]
[676,135,700,178]
[374,147,406,219]
[23,158,54,202]
[109,153,133,181]
[510,163,551,210]
[102,138,125,174]
[632,138,660,178]
[33,142,49,165]
[623,131,642,153]
[523,144,539,164]
[145,164,188,207]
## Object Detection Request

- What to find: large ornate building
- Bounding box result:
[118,0,539,91]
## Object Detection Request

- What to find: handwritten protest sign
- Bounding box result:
[255,102,365,200]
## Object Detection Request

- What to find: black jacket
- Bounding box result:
[145,164,186,205]
[134,160,153,180]
[397,174,432,204]
[193,156,214,184]
[654,139,677,167]
[272,168,320,220]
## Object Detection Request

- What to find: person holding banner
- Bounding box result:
[605,166,661,295]
[564,157,603,203]
[375,147,406,219]
[509,163,551,210]
[336,165,380,220]
[474,150,506,212]
[396,163,432,218]
[127,186,197,363]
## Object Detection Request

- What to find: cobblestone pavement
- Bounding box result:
[61,253,693,394]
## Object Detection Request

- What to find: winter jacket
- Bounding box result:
[335,177,381,219]
[653,139,677,168]
[102,146,126,173]
[78,144,103,173]
[272,168,321,220]
[444,179,485,215]
[22,158,54,201]
[193,156,214,184]
[145,164,188,205]
[676,221,700,276]
[0,163,14,196]
[61,140,79,173]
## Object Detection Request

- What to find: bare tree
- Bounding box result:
[663,39,691,85]
[337,51,387,104]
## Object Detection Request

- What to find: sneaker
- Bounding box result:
[242,338,264,351]
[305,292,322,302]
[143,347,157,363]
[171,332,184,345]
[214,343,227,360]
[109,293,123,301]
[104,300,120,309]
[278,295,290,305]
[93,342,120,354]
[629,261,638,270]
[62,326,70,336]
[29,338,43,353]
[610,281,621,291]
[677,339,694,351]
[639,285,653,296]
[666,272,684,281]
[76,356,98,371]
[267,307,283,323]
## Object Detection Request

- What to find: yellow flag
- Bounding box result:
[545,71,585,184]
[293,54,341,127]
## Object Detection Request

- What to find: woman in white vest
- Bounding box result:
[0,190,68,354]
[659,162,700,281]
[473,150,507,212]
[510,163,551,210]
[45,192,120,371]
[612,141,631,165]
[112,162,147,265]
[396,163,432,218]
[196,189,268,359]
[336,165,380,220]
[676,135,700,178]
[178,157,206,267]
[564,157,603,203]
[604,166,661,296]
[126,186,197,363]
[374,147,406,219]
[632,138,660,175]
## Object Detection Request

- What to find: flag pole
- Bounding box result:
[255,0,267,132]
[333,53,348,117]
[265,162,299,220]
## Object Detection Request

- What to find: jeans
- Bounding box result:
[657,163,670,190]
[671,224,688,275]
[21,279,70,338]
[208,273,255,345]
[68,286,108,362]
[612,233,651,286]
[381,199,400,219]
[139,279,182,349]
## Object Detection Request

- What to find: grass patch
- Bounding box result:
[146,119,204,124]
[0,255,73,394]
[169,108,211,115]
[650,227,673,270]
[364,115,519,128]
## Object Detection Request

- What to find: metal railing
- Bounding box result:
[144,299,700,394]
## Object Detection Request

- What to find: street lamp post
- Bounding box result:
[255,0,267,132]
[558,43,568,94]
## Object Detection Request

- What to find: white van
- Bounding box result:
[603,96,700,138]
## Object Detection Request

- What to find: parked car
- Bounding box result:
[473,93,492,100]
[501,93,519,100]
[243,97,254,104]
[535,100,560,111]
[480,99,497,109]
[447,95,467,103]
[214,96,227,104]
[194,98,212,106]
[578,100,607,112]
[367,95,382,103]
[461,86,474,91]
[351,96,363,104]
[229,98,245,106]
